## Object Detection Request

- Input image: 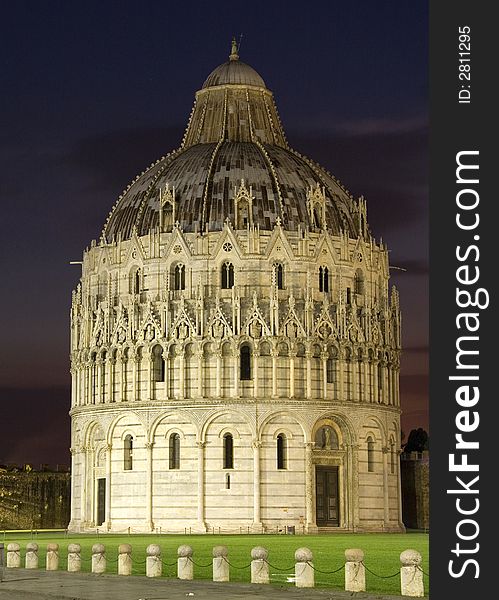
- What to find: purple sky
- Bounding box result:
[0,1,428,465]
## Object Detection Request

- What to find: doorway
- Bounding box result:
[97,478,106,526]
[315,466,339,526]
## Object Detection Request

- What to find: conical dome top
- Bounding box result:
[102,43,360,242]
[202,38,266,89]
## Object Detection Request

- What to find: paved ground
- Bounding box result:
[0,568,426,600]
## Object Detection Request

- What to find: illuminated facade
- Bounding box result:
[69,42,403,533]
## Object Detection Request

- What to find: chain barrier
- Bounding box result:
[189,558,213,568]
[306,561,344,575]
[160,559,178,567]
[263,559,295,572]
[417,565,430,577]
[222,556,252,570]
[105,556,119,564]
[362,561,399,579]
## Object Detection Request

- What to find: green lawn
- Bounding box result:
[3,531,429,596]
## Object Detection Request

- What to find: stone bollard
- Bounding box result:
[294,547,314,588]
[344,548,365,592]
[177,545,193,580]
[67,543,82,572]
[6,543,21,568]
[91,543,106,574]
[118,544,132,576]
[146,544,162,578]
[25,542,39,569]
[212,545,229,582]
[400,550,424,597]
[250,546,270,584]
[46,543,59,571]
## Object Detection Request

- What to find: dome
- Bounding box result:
[102,43,360,242]
[202,39,266,88]
[202,60,266,89]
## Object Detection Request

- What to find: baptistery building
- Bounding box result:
[68,42,403,533]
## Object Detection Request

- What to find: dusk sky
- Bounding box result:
[0,1,428,466]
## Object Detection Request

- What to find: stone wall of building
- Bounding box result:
[0,469,70,530]
[400,452,429,530]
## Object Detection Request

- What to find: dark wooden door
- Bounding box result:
[97,478,106,526]
[315,466,339,526]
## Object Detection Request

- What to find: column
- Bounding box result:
[253,350,259,398]
[70,368,76,407]
[396,449,404,528]
[196,442,206,528]
[382,446,389,527]
[252,441,262,526]
[271,351,278,398]
[97,360,102,403]
[215,350,222,397]
[69,448,77,526]
[89,448,95,524]
[373,360,379,403]
[305,351,312,399]
[145,442,154,531]
[147,358,153,401]
[80,447,87,524]
[232,350,239,398]
[289,352,295,398]
[108,357,115,402]
[338,353,345,402]
[105,443,112,529]
[321,352,328,400]
[83,363,94,404]
[350,443,360,530]
[197,351,204,398]
[122,354,127,402]
[351,354,358,402]
[304,442,316,531]
[132,356,138,401]
[78,367,84,406]
[362,357,369,401]
[178,350,185,399]
[164,351,170,399]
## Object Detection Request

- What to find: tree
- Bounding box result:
[404,428,429,453]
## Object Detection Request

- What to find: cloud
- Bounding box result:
[390,258,429,276]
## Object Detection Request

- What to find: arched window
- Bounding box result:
[223,433,234,469]
[133,269,141,295]
[319,266,329,293]
[240,345,252,380]
[367,436,375,472]
[174,264,185,290]
[152,345,165,382]
[274,263,284,289]
[221,262,234,289]
[326,358,334,383]
[313,207,321,228]
[124,435,133,470]
[354,269,364,295]
[390,439,396,474]
[169,433,180,469]
[277,433,287,469]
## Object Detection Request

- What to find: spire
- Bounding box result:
[229,37,239,61]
